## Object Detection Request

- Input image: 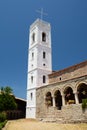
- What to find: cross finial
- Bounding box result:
[36,8,47,20]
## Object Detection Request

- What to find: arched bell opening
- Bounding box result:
[42,32,46,42]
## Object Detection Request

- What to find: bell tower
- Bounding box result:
[26,19,52,118]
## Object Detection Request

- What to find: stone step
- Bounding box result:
[42,117,66,123]
[42,118,57,122]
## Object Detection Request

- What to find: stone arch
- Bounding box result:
[52,87,62,96]
[77,83,87,103]
[62,84,74,94]
[54,90,62,110]
[45,89,52,96]
[75,81,87,91]
[45,91,53,107]
[64,87,75,105]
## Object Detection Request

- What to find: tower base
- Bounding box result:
[26,107,36,118]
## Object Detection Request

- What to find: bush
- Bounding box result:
[82,99,87,112]
[0,120,7,130]
[0,112,7,122]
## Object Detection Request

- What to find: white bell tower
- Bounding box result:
[26,19,52,118]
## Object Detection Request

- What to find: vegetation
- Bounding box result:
[82,99,87,112]
[0,86,17,112]
[0,120,7,130]
[0,86,17,129]
[0,112,6,122]
[0,112,7,130]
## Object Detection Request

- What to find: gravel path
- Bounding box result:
[3,119,87,130]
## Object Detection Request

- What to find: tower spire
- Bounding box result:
[36,8,47,20]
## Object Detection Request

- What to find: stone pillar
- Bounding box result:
[62,94,65,106]
[74,92,79,104]
[52,96,55,107]
[44,96,46,104]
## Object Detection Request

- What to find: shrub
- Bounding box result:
[0,120,7,130]
[0,112,7,122]
[82,99,87,112]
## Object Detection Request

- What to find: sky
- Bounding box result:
[0,0,87,99]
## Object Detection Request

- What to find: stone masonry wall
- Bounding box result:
[36,75,87,123]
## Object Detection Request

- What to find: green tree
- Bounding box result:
[0,86,17,112]
[1,86,13,94]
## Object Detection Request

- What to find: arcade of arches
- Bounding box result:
[45,83,87,110]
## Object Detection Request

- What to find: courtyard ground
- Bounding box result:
[3,119,87,130]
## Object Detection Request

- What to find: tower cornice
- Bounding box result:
[29,42,51,51]
[30,19,50,30]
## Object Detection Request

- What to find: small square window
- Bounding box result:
[31,64,33,67]
[43,64,45,66]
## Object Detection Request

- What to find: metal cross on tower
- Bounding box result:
[36,8,47,20]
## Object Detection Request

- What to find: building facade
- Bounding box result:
[26,19,87,123]
[36,61,87,123]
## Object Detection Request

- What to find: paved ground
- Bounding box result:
[3,119,87,130]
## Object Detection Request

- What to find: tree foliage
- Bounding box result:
[0,86,13,94]
[0,86,17,112]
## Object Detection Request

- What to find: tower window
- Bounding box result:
[43,63,46,66]
[32,33,35,43]
[31,64,33,68]
[43,75,46,83]
[42,32,46,42]
[32,52,34,60]
[30,93,33,100]
[43,52,46,59]
[31,76,33,83]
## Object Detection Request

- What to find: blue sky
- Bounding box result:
[0,0,87,99]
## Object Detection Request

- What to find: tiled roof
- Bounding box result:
[49,60,87,78]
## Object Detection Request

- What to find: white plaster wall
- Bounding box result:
[27,89,36,107]
[37,45,52,70]
[26,19,52,118]
[27,70,38,89]
[26,107,36,118]
[26,89,36,118]
[37,69,51,87]
[28,47,38,72]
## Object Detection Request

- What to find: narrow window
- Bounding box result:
[30,93,33,100]
[32,52,34,60]
[31,76,33,83]
[43,75,46,83]
[42,32,46,42]
[32,33,35,43]
[43,52,46,59]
